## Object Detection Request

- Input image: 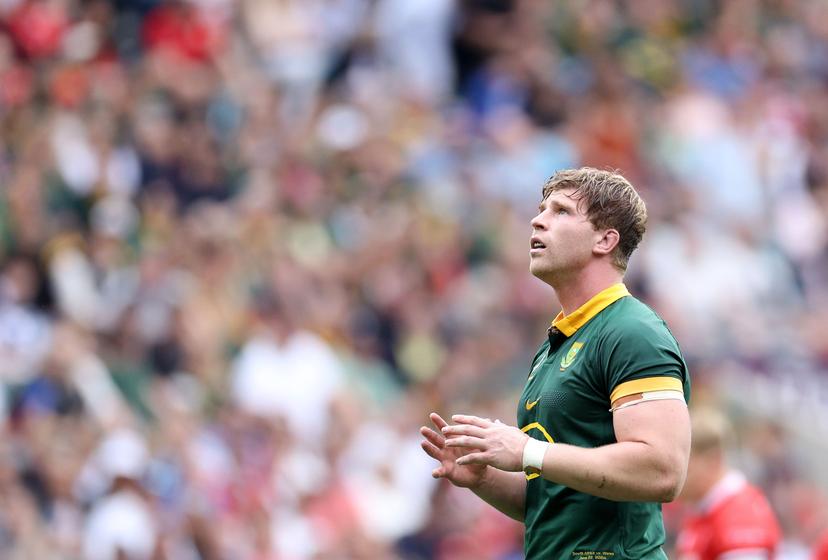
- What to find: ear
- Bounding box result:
[593,229,620,257]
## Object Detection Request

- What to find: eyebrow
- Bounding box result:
[539,197,576,212]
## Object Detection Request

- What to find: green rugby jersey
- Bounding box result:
[518,283,690,560]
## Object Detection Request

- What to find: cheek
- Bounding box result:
[560,227,595,257]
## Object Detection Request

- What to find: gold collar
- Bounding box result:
[552,284,630,337]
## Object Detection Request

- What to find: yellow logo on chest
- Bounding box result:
[560,341,584,371]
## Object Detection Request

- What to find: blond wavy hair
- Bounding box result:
[542,167,647,271]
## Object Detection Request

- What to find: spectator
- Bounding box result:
[675,408,781,560]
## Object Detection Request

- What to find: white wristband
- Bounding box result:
[522,438,549,474]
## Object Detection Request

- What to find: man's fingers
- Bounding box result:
[452,414,491,428]
[432,466,445,479]
[420,426,445,449]
[456,452,490,466]
[421,440,443,460]
[445,435,487,449]
[442,424,486,438]
[430,412,450,431]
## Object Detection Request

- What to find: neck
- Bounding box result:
[551,266,624,316]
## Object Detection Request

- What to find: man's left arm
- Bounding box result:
[538,397,690,501]
[444,398,690,502]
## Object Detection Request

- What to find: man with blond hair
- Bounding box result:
[421,168,691,559]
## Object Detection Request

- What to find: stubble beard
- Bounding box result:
[530,254,560,286]
[530,248,588,288]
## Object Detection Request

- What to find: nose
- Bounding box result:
[531,212,547,231]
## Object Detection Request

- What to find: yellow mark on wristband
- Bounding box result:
[520,422,554,481]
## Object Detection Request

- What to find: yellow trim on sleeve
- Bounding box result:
[552,283,630,337]
[610,377,683,404]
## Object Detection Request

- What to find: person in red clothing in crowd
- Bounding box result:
[675,408,782,560]
[814,529,828,559]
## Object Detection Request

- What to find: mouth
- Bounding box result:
[530,237,546,252]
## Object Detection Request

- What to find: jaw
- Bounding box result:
[530,253,592,288]
[529,256,559,284]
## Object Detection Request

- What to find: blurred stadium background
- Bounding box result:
[0,0,827,558]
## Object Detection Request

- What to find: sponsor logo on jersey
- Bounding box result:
[525,399,540,411]
[560,341,584,370]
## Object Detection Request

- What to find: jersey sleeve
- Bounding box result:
[598,313,689,405]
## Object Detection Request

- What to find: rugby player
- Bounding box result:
[421,168,691,559]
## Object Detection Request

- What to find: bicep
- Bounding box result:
[613,398,690,465]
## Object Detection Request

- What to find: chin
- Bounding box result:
[529,262,552,280]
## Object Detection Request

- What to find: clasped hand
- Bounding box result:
[441,414,529,472]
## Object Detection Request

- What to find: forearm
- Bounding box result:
[539,440,683,502]
[471,467,527,521]
[443,403,689,504]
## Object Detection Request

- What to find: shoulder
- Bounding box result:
[602,296,670,330]
[710,484,781,549]
[716,484,778,525]
[595,296,689,398]
[598,296,679,348]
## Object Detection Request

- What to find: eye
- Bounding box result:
[556,207,568,215]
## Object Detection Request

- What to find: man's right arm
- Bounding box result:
[421,412,527,522]
[470,468,527,522]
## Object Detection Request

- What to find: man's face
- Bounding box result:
[529,188,599,283]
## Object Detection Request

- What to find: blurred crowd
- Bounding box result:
[1,0,828,558]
